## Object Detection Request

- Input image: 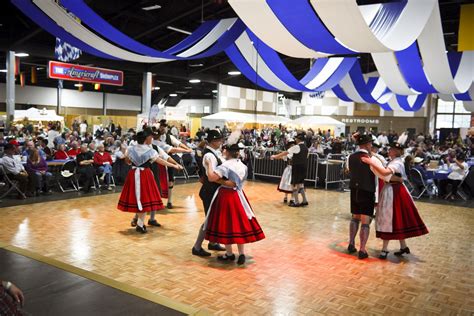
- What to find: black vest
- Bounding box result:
[200,148,223,199]
[349,151,375,192]
[165,133,173,146]
[292,143,308,165]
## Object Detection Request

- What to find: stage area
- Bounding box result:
[0,181,472,315]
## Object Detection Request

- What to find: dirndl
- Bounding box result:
[117,168,164,213]
[158,164,169,198]
[376,183,429,240]
[205,188,265,244]
[278,165,293,193]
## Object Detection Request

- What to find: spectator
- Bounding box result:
[67,141,81,157]
[79,120,88,136]
[25,148,52,195]
[47,125,59,148]
[1,143,30,198]
[76,144,96,193]
[1,279,25,315]
[441,153,469,200]
[54,144,69,160]
[94,143,113,190]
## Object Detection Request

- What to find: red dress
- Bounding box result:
[118,162,164,213]
[158,164,169,198]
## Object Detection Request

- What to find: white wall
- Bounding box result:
[0,83,141,111]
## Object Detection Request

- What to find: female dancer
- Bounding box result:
[273,139,295,204]
[118,130,182,233]
[204,131,265,265]
[361,142,429,259]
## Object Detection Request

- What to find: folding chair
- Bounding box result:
[445,171,470,201]
[58,160,78,192]
[409,168,437,199]
[0,165,26,199]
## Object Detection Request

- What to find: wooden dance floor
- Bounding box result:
[0,181,472,315]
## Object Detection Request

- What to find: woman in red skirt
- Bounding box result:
[362,142,429,259]
[118,130,181,233]
[203,133,265,265]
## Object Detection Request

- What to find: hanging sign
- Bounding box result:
[48,61,124,86]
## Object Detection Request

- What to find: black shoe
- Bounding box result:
[347,244,357,254]
[358,251,369,259]
[283,198,288,203]
[192,247,211,257]
[394,247,410,256]
[148,220,161,227]
[217,254,236,262]
[136,225,147,234]
[166,202,173,209]
[288,201,300,207]
[237,254,246,265]
[208,243,226,251]
[300,201,309,206]
[379,250,389,260]
[131,219,137,227]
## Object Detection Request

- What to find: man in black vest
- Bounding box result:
[348,132,376,259]
[192,129,226,256]
[271,132,309,207]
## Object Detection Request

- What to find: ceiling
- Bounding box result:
[0,0,469,104]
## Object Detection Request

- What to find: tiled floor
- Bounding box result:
[0,181,472,315]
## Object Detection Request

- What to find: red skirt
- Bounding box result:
[117,168,164,213]
[158,164,169,198]
[205,188,265,244]
[376,183,429,240]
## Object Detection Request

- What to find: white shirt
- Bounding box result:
[377,135,389,146]
[202,146,223,175]
[79,123,87,134]
[287,143,301,159]
[47,130,60,148]
[1,154,25,175]
[448,162,468,180]
[159,134,181,147]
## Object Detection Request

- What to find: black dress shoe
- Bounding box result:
[358,251,369,259]
[166,202,173,209]
[288,201,300,207]
[394,247,410,256]
[283,197,288,203]
[136,225,147,234]
[131,218,137,227]
[379,250,389,260]
[192,247,211,257]
[300,201,309,206]
[148,220,162,227]
[217,254,236,262]
[208,243,225,251]
[347,244,357,254]
[237,254,246,265]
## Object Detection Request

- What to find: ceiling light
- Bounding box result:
[0,69,7,73]
[153,87,161,90]
[169,93,178,97]
[167,26,192,35]
[142,4,161,11]
[184,86,193,89]
[227,71,241,76]
[189,63,204,67]
[14,52,29,57]
[74,83,83,87]
[212,90,218,93]
[189,79,201,84]
[156,79,173,84]
[36,67,44,70]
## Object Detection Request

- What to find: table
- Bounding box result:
[426,168,451,180]
[46,159,71,167]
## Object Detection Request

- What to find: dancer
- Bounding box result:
[192,129,227,257]
[158,120,192,209]
[204,131,265,265]
[270,133,308,207]
[118,130,180,233]
[271,139,295,204]
[361,142,429,259]
[347,132,376,259]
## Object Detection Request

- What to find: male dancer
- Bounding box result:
[157,121,192,208]
[347,133,376,259]
[192,129,226,256]
[270,132,309,207]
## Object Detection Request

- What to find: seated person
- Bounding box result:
[1,279,25,315]
[67,141,81,157]
[54,144,69,160]
[25,148,52,195]
[1,143,30,198]
[93,144,113,190]
[76,144,95,193]
[439,153,469,200]
[113,143,130,185]
[38,138,54,160]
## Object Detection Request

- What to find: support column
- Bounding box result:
[142,72,152,116]
[5,51,15,131]
[103,93,107,116]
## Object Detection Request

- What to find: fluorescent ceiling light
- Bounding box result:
[14,52,29,57]
[228,71,241,76]
[212,90,218,93]
[156,79,173,84]
[74,83,83,87]
[167,26,192,35]
[189,63,204,67]
[0,69,7,73]
[36,67,44,70]
[189,79,201,84]
[169,93,178,97]
[142,4,161,11]
[153,87,160,90]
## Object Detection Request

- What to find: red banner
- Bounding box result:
[48,61,124,86]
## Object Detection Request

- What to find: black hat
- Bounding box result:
[372,141,382,148]
[206,129,223,142]
[4,143,15,151]
[225,143,242,152]
[159,119,167,127]
[296,132,306,140]
[388,142,404,150]
[353,132,372,145]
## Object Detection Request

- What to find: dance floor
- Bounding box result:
[0,181,472,315]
